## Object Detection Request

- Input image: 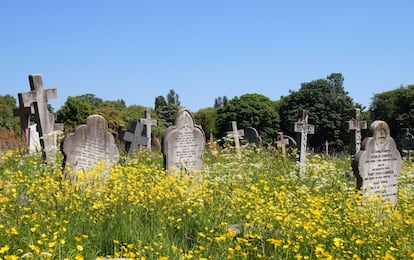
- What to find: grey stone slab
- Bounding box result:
[162,108,205,174]
[294,110,314,166]
[140,110,157,149]
[352,120,402,205]
[121,121,148,155]
[347,108,367,155]
[62,115,119,181]
[244,127,262,147]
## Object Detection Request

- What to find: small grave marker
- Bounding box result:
[294,110,315,167]
[352,120,402,205]
[13,93,33,146]
[162,108,205,174]
[276,132,289,157]
[20,75,58,162]
[347,108,367,155]
[226,121,244,151]
[62,115,119,181]
[244,127,262,147]
[121,121,148,155]
[140,110,157,149]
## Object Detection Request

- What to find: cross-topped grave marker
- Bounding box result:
[276,132,289,158]
[20,75,58,162]
[294,110,315,167]
[140,109,157,149]
[122,121,148,155]
[347,108,367,155]
[13,93,33,146]
[226,121,244,151]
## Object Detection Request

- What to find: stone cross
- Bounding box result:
[294,110,315,166]
[13,93,33,146]
[276,132,289,158]
[226,121,244,150]
[122,121,148,155]
[140,110,157,149]
[20,75,58,162]
[347,108,367,155]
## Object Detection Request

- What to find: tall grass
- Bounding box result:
[0,146,413,259]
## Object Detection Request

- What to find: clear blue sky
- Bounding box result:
[1,1,412,113]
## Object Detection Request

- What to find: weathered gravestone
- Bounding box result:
[347,108,367,155]
[13,93,34,146]
[140,110,157,149]
[294,110,315,167]
[28,124,41,153]
[276,132,289,157]
[352,120,402,205]
[120,121,148,155]
[226,121,244,151]
[20,75,58,162]
[162,108,205,174]
[244,127,262,147]
[62,115,119,181]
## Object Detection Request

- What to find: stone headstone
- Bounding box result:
[13,93,34,146]
[352,120,402,205]
[140,110,157,149]
[226,121,244,150]
[244,127,262,147]
[20,75,58,162]
[121,121,148,155]
[347,108,367,155]
[29,124,41,153]
[162,108,205,174]
[62,115,119,181]
[294,110,315,167]
[276,132,289,157]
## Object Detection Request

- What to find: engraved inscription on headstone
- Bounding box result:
[352,120,402,205]
[162,108,205,174]
[62,115,120,181]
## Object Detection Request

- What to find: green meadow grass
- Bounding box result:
[0,146,413,259]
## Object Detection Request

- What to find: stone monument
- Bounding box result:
[294,110,315,167]
[62,115,119,181]
[140,110,157,149]
[352,120,402,205]
[244,127,262,147]
[347,108,367,155]
[162,108,205,174]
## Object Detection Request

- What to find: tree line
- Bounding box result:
[1,73,413,153]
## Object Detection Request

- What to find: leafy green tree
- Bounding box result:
[79,94,103,108]
[278,73,355,152]
[214,96,228,108]
[0,95,19,134]
[216,93,280,143]
[370,84,414,137]
[194,107,218,140]
[154,90,181,127]
[56,96,95,130]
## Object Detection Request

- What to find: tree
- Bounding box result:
[194,107,218,140]
[214,96,229,108]
[370,84,414,138]
[215,93,280,143]
[0,95,19,134]
[56,96,95,130]
[278,73,355,152]
[154,90,182,127]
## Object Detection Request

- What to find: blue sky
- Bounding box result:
[1,1,413,113]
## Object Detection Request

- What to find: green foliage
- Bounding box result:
[0,95,19,134]
[370,84,414,138]
[215,93,280,143]
[155,90,182,127]
[194,107,218,139]
[279,73,355,152]
[56,96,95,130]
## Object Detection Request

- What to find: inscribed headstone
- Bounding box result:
[162,108,205,174]
[20,75,58,162]
[244,127,262,147]
[352,120,402,205]
[62,115,119,181]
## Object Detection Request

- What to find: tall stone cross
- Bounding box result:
[276,131,289,158]
[122,121,148,155]
[13,93,34,146]
[20,75,57,162]
[347,108,367,155]
[140,110,157,149]
[294,110,315,166]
